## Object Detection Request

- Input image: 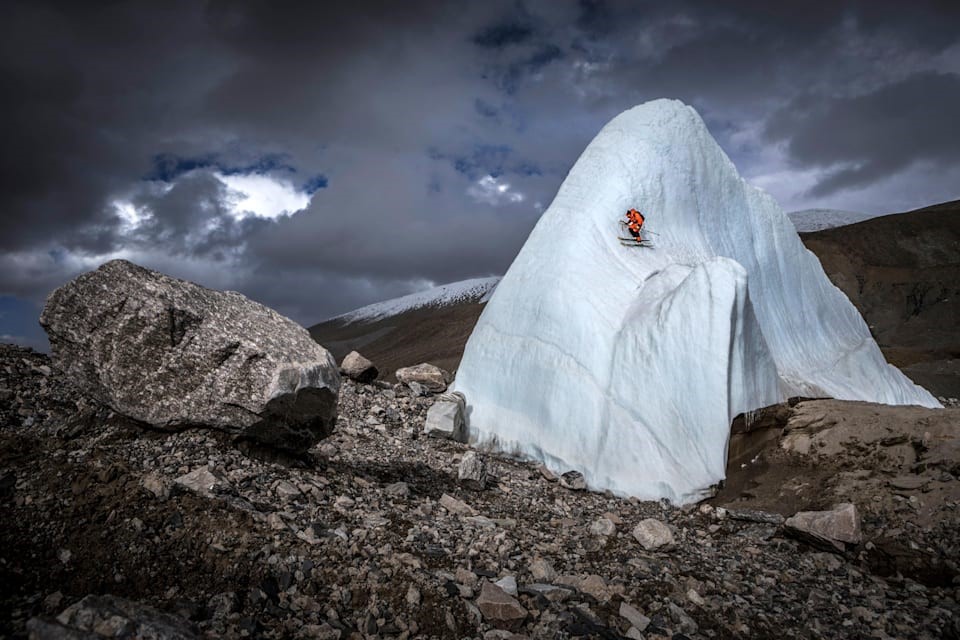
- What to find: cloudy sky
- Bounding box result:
[2,1,959,350]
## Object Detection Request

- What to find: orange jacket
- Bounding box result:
[626,209,645,226]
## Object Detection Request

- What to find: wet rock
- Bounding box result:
[395,363,451,393]
[40,260,340,454]
[784,502,862,551]
[339,351,378,383]
[475,582,527,631]
[458,451,488,490]
[424,391,466,441]
[632,518,674,550]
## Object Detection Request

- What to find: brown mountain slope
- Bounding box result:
[800,200,960,397]
[309,302,486,381]
[312,200,960,397]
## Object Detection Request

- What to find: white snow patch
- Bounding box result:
[454,99,939,505]
[330,277,501,325]
[788,208,879,232]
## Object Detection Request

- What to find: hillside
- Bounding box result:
[801,199,960,398]
[309,278,498,379]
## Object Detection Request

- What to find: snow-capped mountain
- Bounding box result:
[329,277,500,325]
[454,99,938,505]
[788,208,877,232]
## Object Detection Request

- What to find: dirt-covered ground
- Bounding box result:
[1,344,959,639]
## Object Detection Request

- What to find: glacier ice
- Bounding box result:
[453,99,939,504]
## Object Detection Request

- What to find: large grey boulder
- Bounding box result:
[424,391,466,441]
[40,260,340,453]
[340,351,378,383]
[396,363,452,393]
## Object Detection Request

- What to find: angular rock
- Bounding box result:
[632,518,674,550]
[34,594,199,639]
[559,471,586,491]
[475,582,527,631]
[784,502,862,551]
[458,451,488,490]
[340,351,378,383]
[619,602,651,632]
[40,260,340,453]
[173,467,231,498]
[495,575,518,596]
[529,557,557,583]
[439,493,478,516]
[424,392,467,441]
[589,517,616,536]
[395,363,452,393]
[727,508,785,525]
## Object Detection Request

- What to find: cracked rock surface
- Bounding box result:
[39,260,340,453]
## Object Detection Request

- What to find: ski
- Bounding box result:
[618,237,654,247]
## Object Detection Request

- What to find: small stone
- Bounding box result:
[457,568,479,588]
[495,575,518,596]
[406,586,421,607]
[559,470,586,491]
[439,493,478,516]
[396,363,452,393]
[475,582,527,631]
[173,467,230,498]
[140,473,170,500]
[537,465,558,482]
[340,351,378,383]
[385,481,410,497]
[458,451,488,490]
[619,602,650,631]
[632,518,674,550]
[58,549,72,564]
[274,480,301,500]
[529,557,557,583]
[589,517,616,536]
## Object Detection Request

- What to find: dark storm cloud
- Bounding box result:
[1,0,959,340]
[765,72,960,196]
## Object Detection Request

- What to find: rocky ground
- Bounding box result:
[2,343,959,639]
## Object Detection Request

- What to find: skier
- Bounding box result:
[624,208,645,243]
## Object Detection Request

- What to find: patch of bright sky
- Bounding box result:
[467,174,525,206]
[214,172,312,220]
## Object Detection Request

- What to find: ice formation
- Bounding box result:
[454,99,939,504]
